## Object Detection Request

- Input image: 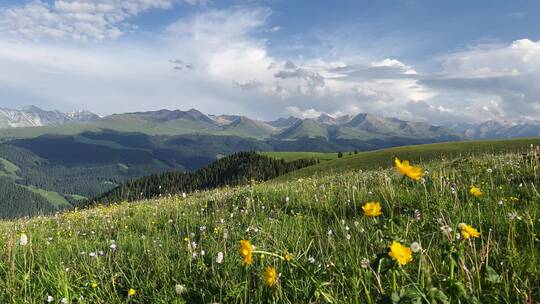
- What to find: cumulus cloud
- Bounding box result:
[1,1,540,124]
[233,80,263,91]
[0,0,203,42]
[421,39,540,121]
[285,106,324,119]
[273,61,325,88]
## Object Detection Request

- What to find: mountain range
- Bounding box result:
[1,105,539,219]
[0,106,99,128]
[446,119,540,139]
[2,105,540,140]
[0,106,459,143]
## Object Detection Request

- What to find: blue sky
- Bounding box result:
[1,0,540,123]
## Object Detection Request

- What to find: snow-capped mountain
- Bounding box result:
[447,119,540,139]
[0,106,98,128]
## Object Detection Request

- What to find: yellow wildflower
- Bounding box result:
[128,288,136,297]
[284,253,293,262]
[240,240,253,265]
[459,223,480,239]
[362,201,382,217]
[469,186,483,197]
[388,241,413,266]
[394,158,424,181]
[91,282,98,289]
[264,266,278,287]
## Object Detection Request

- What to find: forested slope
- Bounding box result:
[92,152,317,204]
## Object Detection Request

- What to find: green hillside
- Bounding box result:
[0,142,538,302]
[272,138,540,180]
[92,152,317,204]
[0,156,73,212]
[259,151,340,162]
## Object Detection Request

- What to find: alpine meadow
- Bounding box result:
[1,0,540,303]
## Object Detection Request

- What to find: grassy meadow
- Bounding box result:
[0,143,539,303]
[272,138,540,181]
[259,151,340,162]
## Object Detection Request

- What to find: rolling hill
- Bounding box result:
[268,137,540,181]
[1,140,538,302]
[91,152,317,204]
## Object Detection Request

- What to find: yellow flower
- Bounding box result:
[91,282,98,289]
[459,223,480,239]
[284,253,293,262]
[264,266,278,287]
[240,240,253,265]
[469,186,483,197]
[388,241,413,266]
[128,288,136,297]
[394,158,424,181]
[362,201,382,217]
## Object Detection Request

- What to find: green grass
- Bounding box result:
[259,151,341,162]
[23,186,72,209]
[0,157,20,180]
[65,194,88,201]
[0,142,539,303]
[274,137,540,181]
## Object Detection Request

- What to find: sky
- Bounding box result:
[1,0,540,123]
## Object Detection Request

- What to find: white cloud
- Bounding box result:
[0,0,203,42]
[422,39,540,121]
[285,106,323,119]
[2,2,540,124]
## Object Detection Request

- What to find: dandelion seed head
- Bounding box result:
[411,242,422,253]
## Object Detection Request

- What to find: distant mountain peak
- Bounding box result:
[0,106,98,128]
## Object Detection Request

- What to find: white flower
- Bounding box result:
[308,256,315,264]
[110,243,117,251]
[89,252,96,258]
[346,234,351,241]
[327,229,333,236]
[47,295,54,303]
[191,241,198,249]
[413,209,421,221]
[285,196,289,203]
[411,242,422,253]
[216,252,224,264]
[182,192,187,198]
[175,284,186,295]
[61,298,68,304]
[360,258,370,269]
[19,233,28,246]
[440,225,453,234]
[487,168,493,173]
